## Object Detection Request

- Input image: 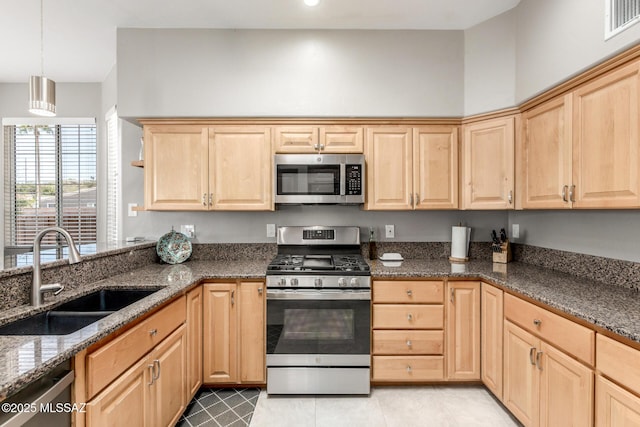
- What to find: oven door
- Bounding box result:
[266,289,371,367]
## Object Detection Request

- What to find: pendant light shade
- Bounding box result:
[29,0,56,117]
[29,75,56,117]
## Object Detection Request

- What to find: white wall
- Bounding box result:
[464,9,517,115]
[515,0,640,102]
[117,29,465,118]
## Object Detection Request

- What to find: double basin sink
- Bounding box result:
[0,289,161,336]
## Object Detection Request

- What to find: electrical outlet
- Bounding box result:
[180,225,195,239]
[385,224,395,239]
[128,203,137,217]
[512,224,520,239]
[266,224,276,238]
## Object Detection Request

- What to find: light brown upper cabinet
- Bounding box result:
[144,125,272,211]
[572,59,640,208]
[461,116,515,209]
[366,126,459,210]
[521,95,573,209]
[274,125,364,153]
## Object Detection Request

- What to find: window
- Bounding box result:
[606,0,640,39]
[3,120,97,251]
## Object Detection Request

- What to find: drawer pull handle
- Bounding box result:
[148,364,155,385]
[258,287,263,295]
[406,289,412,297]
[533,319,542,327]
[149,329,158,336]
[407,313,413,321]
[529,347,537,365]
[406,365,412,373]
[406,340,412,348]
[153,359,161,380]
[536,351,543,371]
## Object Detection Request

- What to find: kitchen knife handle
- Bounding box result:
[569,185,576,202]
[529,347,537,365]
[562,185,568,202]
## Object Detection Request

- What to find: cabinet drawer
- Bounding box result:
[86,296,186,398]
[373,304,443,329]
[372,330,444,355]
[372,356,444,381]
[373,281,444,303]
[597,334,640,394]
[504,293,594,365]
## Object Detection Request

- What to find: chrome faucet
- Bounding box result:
[31,226,82,306]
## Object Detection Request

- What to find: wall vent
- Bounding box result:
[606,0,640,39]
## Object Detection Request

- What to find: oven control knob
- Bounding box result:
[290,278,299,287]
[314,278,323,288]
[350,277,360,287]
[338,278,347,287]
[279,278,287,287]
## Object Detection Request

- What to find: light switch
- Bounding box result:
[385,224,395,239]
[512,224,520,239]
[181,225,195,239]
[266,224,276,238]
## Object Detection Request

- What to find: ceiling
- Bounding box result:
[0,0,520,83]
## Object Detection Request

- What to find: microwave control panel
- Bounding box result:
[346,164,362,195]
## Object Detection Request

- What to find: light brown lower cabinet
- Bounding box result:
[186,286,203,400]
[86,325,187,427]
[596,375,640,426]
[203,281,265,384]
[446,281,480,380]
[480,282,503,400]
[503,320,593,427]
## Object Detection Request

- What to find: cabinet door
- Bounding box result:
[461,117,515,209]
[521,95,573,209]
[481,283,503,400]
[573,60,640,208]
[203,283,237,383]
[413,126,459,209]
[539,342,593,427]
[144,125,209,210]
[446,281,480,380]
[596,375,640,427]
[152,325,187,427]
[238,281,266,383]
[365,127,413,210]
[274,126,318,153]
[85,356,151,427]
[320,126,364,153]
[503,320,539,427]
[209,127,272,210]
[186,286,202,400]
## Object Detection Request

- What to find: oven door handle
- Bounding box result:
[340,163,346,196]
[267,290,371,300]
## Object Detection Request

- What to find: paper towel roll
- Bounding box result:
[450,226,471,261]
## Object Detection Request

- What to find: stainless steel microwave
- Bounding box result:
[274,154,365,205]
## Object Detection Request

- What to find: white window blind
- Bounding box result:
[3,123,97,248]
[606,0,640,39]
[105,107,120,243]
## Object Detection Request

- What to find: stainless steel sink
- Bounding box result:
[0,288,162,336]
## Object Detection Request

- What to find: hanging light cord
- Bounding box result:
[39,0,44,76]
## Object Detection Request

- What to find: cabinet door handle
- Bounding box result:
[314,144,319,150]
[415,193,419,206]
[231,290,235,306]
[450,288,455,304]
[533,319,542,327]
[153,359,161,380]
[258,287,263,295]
[409,193,414,207]
[562,185,568,202]
[569,185,576,203]
[149,328,158,336]
[148,364,155,385]
[406,289,412,297]
[202,193,207,206]
[508,190,513,204]
[209,193,213,206]
[536,351,543,370]
[406,340,412,348]
[319,144,325,150]
[529,347,537,365]
[407,313,413,321]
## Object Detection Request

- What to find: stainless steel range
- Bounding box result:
[266,226,371,395]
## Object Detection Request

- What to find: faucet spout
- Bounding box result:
[31,226,83,307]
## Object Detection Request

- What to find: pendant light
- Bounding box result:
[29,0,56,117]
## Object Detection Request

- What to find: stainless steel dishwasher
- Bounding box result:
[0,361,74,427]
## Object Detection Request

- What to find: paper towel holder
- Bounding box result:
[449,224,471,263]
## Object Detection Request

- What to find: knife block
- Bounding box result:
[492,239,512,264]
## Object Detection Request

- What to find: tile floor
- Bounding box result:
[177,385,521,427]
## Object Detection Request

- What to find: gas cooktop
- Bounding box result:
[266,254,370,275]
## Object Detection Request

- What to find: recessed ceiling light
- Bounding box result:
[304,0,320,6]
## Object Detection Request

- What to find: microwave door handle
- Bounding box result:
[340,163,346,196]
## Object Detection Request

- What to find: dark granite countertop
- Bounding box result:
[1,257,639,400]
